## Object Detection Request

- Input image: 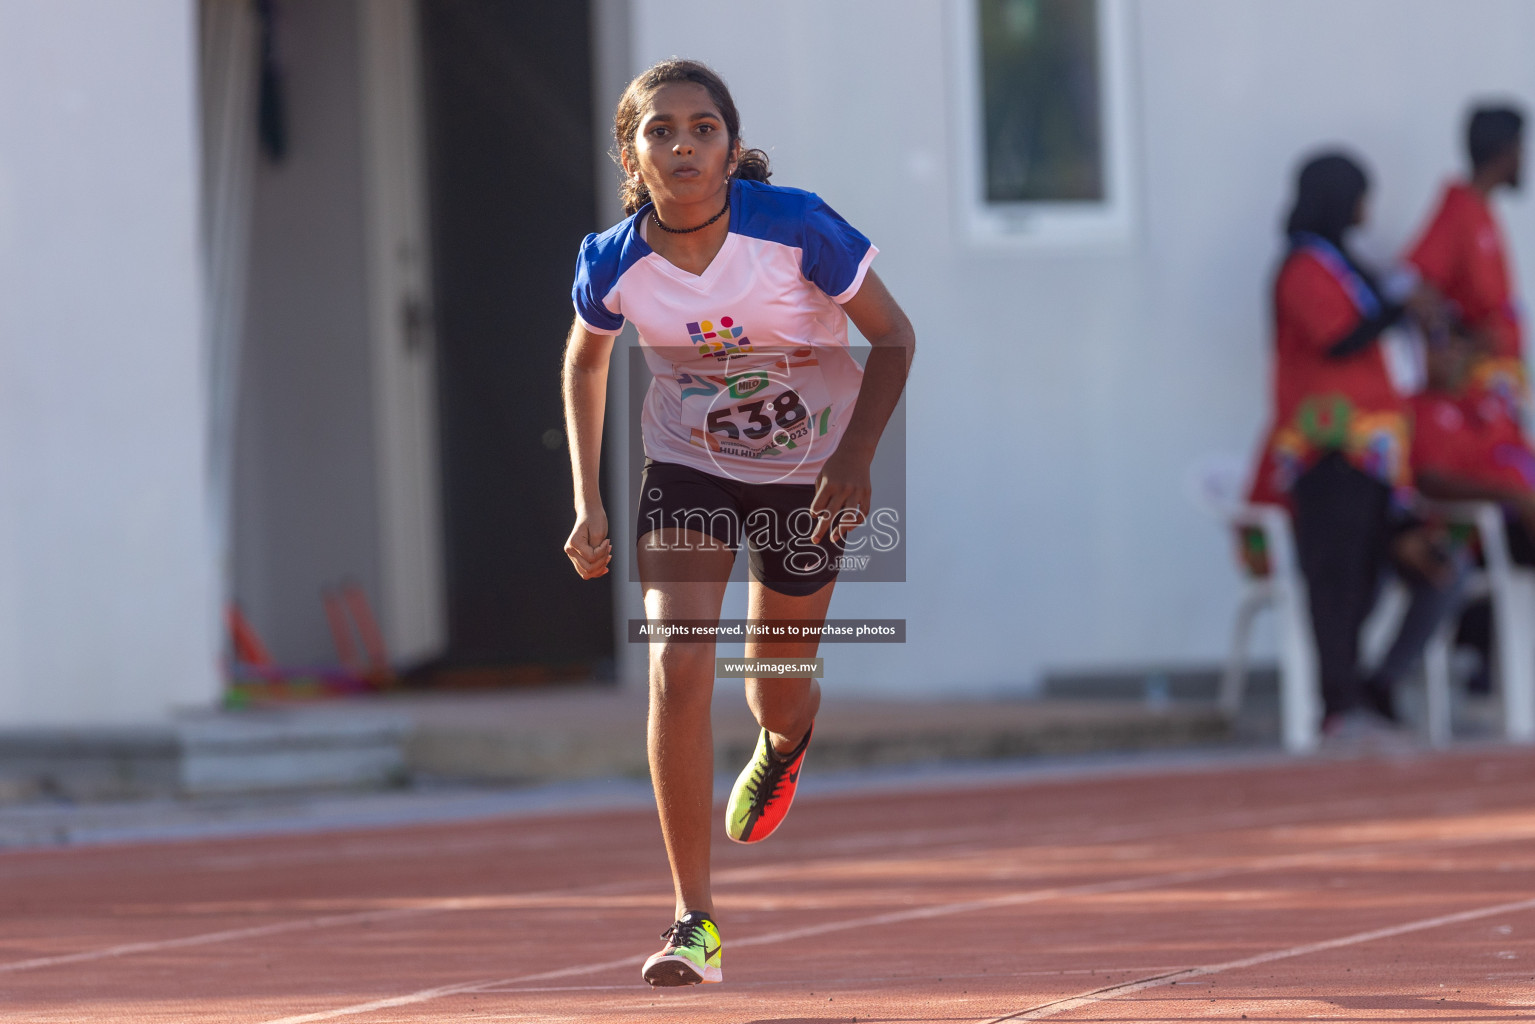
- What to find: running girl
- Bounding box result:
[561,59,914,987]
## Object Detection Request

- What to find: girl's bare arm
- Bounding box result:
[562,319,615,578]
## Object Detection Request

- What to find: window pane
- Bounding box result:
[979,0,1104,203]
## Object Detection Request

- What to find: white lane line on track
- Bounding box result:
[976,894,1535,1022]
[257,957,644,1024]
[475,966,1190,994]
[0,907,429,975]
[0,879,657,976]
[252,827,1535,1024]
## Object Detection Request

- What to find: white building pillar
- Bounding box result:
[0,0,219,725]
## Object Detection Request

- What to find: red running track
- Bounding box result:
[0,749,1533,1022]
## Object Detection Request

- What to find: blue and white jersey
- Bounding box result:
[572,178,877,486]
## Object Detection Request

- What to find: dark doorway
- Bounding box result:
[419,0,613,680]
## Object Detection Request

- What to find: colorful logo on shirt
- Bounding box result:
[687,316,752,358]
[1269,396,1409,493]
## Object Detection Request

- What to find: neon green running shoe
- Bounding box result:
[642,911,722,986]
[726,724,813,844]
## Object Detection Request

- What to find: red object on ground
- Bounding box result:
[1,750,1533,1021]
[227,604,275,670]
[225,586,392,704]
[341,582,393,681]
[323,589,364,676]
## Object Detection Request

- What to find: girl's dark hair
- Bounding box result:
[613,58,771,215]
[1284,151,1369,245]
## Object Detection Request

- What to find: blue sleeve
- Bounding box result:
[571,233,625,335]
[800,195,876,302]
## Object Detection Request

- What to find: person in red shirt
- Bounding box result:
[1252,152,1449,735]
[1407,105,1526,420]
[1413,324,1535,520]
[1408,321,1535,703]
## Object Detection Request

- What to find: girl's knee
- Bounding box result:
[649,642,714,697]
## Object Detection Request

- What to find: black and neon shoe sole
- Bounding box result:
[642,953,722,986]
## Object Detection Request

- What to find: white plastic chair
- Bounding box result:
[1220,502,1324,752]
[1421,502,1535,746]
[1190,457,1321,752]
[1191,456,1468,752]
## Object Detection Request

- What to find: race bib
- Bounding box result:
[674,347,836,478]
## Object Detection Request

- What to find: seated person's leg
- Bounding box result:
[1367,541,1471,719]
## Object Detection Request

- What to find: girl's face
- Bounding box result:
[622,81,738,208]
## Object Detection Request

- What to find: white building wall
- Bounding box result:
[626,0,1535,694]
[0,1,218,723]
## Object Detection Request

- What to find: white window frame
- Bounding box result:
[950,0,1136,249]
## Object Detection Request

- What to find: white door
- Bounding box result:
[358,0,446,665]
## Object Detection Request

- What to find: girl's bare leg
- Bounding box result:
[743,579,835,752]
[638,528,735,920]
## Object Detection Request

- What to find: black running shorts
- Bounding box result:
[637,459,844,596]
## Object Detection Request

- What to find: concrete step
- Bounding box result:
[0,709,411,801]
[0,686,1233,801]
[177,711,411,794]
[403,685,1232,784]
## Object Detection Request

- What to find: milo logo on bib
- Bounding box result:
[687,316,752,359]
[728,372,769,399]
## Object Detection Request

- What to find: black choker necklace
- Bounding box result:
[651,196,730,235]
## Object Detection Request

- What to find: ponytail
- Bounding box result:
[734,147,772,184]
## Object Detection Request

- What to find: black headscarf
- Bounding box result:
[1284,152,1368,246]
[1279,151,1399,356]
